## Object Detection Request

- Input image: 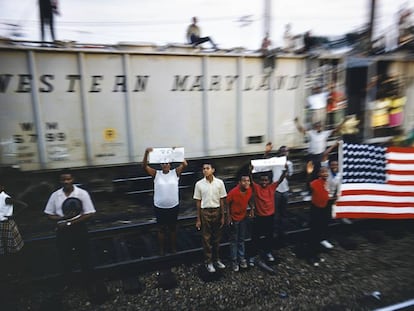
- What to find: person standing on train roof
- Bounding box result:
[44,168,96,289]
[294,117,348,182]
[142,147,188,256]
[248,162,287,267]
[193,162,227,273]
[38,0,59,42]
[263,143,294,243]
[186,16,218,50]
[226,175,253,272]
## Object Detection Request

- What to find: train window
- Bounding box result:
[247,135,264,144]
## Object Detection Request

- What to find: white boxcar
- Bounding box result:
[2,41,413,172]
[0,42,309,171]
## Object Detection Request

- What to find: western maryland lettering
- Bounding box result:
[0,74,301,93]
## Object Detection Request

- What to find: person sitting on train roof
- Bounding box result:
[142,147,188,256]
[193,162,227,273]
[294,116,348,182]
[186,16,218,50]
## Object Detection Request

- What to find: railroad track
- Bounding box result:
[14,198,351,281]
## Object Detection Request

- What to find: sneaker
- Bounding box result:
[206,263,216,273]
[215,260,226,269]
[240,259,248,269]
[320,240,334,249]
[248,257,255,267]
[308,257,320,267]
[232,262,239,272]
[341,218,353,225]
[266,252,275,262]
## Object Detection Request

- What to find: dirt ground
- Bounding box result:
[2,220,414,311]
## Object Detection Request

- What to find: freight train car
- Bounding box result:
[1,39,413,199]
[0,41,311,171]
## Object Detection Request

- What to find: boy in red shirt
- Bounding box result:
[308,166,332,266]
[226,175,253,272]
[249,164,287,265]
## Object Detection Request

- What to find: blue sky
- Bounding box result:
[0,0,411,49]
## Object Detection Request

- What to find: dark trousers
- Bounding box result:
[251,215,274,257]
[190,34,216,48]
[308,203,330,257]
[40,14,55,41]
[200,208,222,263]
[56,223,93,286]
[275,191,289,236]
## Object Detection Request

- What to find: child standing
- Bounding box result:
[226,175,253,272]
[249,164,287,265]
[308,166,332,266]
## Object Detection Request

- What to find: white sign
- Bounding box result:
[307,92,328,110]
[149,147,185,163]
[251,156,286,173]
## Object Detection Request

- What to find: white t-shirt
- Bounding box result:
[154,169,179,209]
[307,129,333,155]
[44,185,96,217]
[321,160,341,196]
[272,160,293,193]
[0,191,12,221]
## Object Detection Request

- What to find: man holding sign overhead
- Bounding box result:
[143,147,188,255]
[249,158,288,266]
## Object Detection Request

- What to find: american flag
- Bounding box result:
[333,143,414,219]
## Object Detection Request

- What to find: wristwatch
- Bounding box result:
[66,221,72,226]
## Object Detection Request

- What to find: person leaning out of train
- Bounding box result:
[226,174,254,272]
[143,147,188,256]
[193,162,227,273]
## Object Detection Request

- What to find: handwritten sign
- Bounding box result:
[251,156,286,173]
[149,147,185,163]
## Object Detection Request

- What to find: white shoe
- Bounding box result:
[248,257,255,267]
[232,262,239,272]
[266,252,275,262]
[320,240,334,249]
[215,260,226,269]
[206,263,216,273]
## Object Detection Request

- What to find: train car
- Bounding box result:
[1,39,413,199]
[0,40,310,171]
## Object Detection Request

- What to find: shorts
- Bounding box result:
[154,205,179,225]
